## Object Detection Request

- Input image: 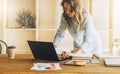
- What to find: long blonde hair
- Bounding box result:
[61,0,84,31]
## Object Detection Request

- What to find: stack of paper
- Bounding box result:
[94,53,120,59]
[72,53,93,60]
[31,63,62,70]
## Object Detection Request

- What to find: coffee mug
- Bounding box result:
[7,46,16,59]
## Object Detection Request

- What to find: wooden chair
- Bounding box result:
[0,40,7,54]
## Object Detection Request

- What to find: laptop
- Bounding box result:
[104,59,120,66]
[27,40,72,61]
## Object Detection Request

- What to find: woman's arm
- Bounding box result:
[71,48,81,54]
[53,16,67,47]
[80,12,96,53]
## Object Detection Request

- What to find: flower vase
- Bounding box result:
[112,47,119,56]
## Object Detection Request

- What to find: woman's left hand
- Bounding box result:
[71,48,81,54]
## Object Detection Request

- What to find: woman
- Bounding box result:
[53,0,102,58]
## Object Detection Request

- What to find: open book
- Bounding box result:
[72,53,93,60]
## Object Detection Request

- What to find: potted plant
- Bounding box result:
[109,39,120,56]
[16,9,36,28]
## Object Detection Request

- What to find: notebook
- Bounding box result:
[94,53,120,59]
[104,59,120,66]
[27,40,72,61]
[64,59,90,66]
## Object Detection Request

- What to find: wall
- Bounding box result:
[113,0,120,39]
[0,0,3,40]
[92,0,110,52]
[38,0,57,29]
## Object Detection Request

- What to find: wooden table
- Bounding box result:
[0,54,120,74]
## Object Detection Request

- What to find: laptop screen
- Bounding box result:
[28,41,59,61]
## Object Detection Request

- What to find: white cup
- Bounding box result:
[8,46,16,59]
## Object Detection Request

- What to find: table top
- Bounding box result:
[0,54,120,74]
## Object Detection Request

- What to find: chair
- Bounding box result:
[0,40,7,54]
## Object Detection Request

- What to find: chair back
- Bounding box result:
[0,40,7,54]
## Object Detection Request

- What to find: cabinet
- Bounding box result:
[2,0,57,54]
[4,0,36,54]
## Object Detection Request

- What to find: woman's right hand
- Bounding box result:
[61,51,73,58]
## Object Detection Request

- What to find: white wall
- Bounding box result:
[38,0,57,29]
[92,0,110,52]
[113,0,120,39]
[0,0,3,40]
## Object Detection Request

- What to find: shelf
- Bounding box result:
[38,28,57,30]
[6,28,36,31]
[6,28,57,31]
[2,0,58,54]
[96,28,113,31]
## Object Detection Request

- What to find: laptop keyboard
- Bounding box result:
[59,56,72,61]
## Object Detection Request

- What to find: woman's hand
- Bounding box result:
[61,48,81,58]
[71,48,81,54]
[61,51,72,58]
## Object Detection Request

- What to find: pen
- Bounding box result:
[45,64,55,70]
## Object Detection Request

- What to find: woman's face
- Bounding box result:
[63,2,75,18]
